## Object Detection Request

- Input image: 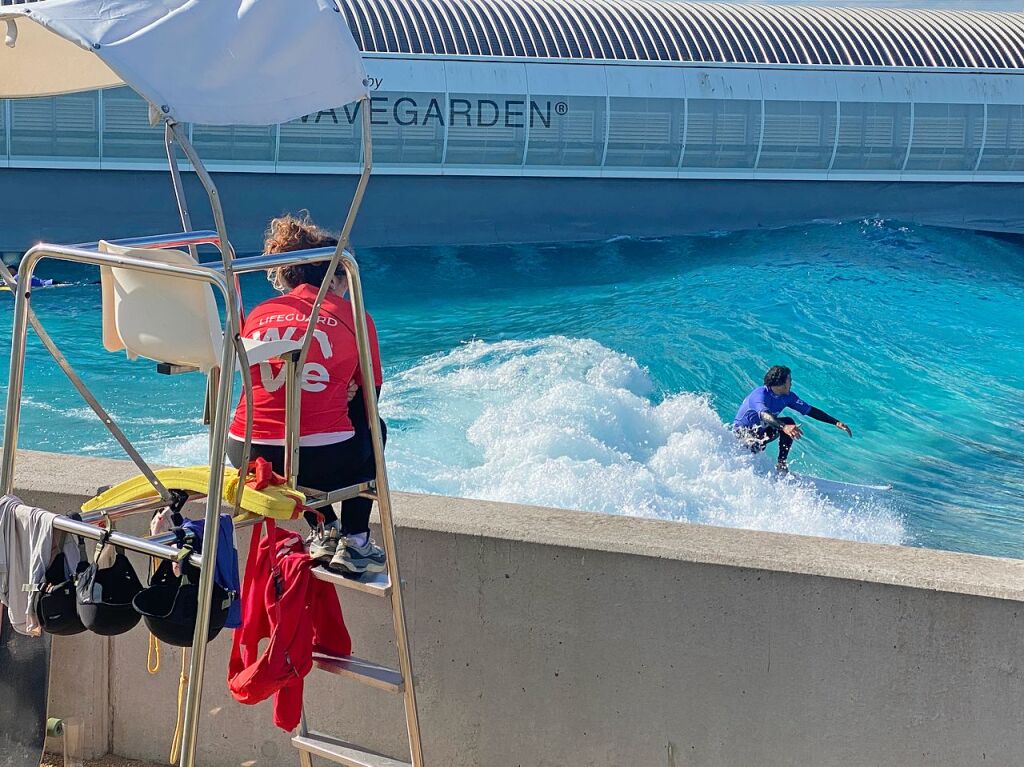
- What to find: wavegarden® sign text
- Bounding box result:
[301,96,568,129]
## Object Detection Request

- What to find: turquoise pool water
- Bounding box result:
[3,219,1022,557]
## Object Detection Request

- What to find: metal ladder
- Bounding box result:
[290,473,425,767]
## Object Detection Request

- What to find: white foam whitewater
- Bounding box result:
[383,336,905,545]
[143,336,904,544]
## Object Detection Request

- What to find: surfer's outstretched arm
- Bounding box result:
[807,407,852,437]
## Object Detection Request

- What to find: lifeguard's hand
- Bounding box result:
[836,421,853,437]
[347,380,358,402]
[782,423,803,440]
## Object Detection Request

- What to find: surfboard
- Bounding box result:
[788,472,892,494]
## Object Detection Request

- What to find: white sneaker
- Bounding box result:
[330,535,387,575]
[307,524,341,564]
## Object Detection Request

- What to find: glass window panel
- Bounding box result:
[368,93,445,165]
[681,98,761,169]
[978,104,1024,173]
[0,101,6,159]
[758,100,838,170]
[905,103,984,172]
[445,93,527,166]
[831,101,912,171]
[525,95,606,167]
[102,87,165,160]
[278,101,363,165]
[192,123,275,163]
[10,92,99,159]
[605,97,683,168]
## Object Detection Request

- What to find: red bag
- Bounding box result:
[227,519,351,731]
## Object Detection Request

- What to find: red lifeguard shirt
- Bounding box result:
[229,284,383,446]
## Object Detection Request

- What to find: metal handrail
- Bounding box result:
[211,246,340,274]
[0,262,173,502]
[53,495,269,569]
[51,513,204,569]
[71,230,221,253]
[0,244,232,494]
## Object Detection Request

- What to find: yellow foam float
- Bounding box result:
[82,466,305,520]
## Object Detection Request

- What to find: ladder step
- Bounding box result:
[301,481,375,509]
[312,565,392,597]
[292,733,411,767]
[313,653,404,692]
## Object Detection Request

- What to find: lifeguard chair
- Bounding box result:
[0,2,424,766]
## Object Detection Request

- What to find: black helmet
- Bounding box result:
[133,558,229,647]
[76,533,143,637]
[34,545,90,636]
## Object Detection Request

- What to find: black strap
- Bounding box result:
[167,489,189,527]
[92,526,113,562]
[66,512,89,563]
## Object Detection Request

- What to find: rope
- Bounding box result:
[147,557,161,674]
[169,649,190,764]
[147,633,161,674]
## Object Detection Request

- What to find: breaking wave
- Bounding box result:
[381,336,905,545]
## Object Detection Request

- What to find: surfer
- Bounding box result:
[6,264,64,288]
[733,365,852,473]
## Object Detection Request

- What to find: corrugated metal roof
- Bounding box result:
[336,0,1024,68]
[4,0,1023,68]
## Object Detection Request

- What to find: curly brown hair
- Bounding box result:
[264,212,339,291]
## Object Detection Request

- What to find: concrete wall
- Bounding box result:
[10,449,1024,767]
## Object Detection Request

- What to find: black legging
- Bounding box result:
[227,389,386,534]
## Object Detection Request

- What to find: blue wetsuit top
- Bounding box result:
[733,385,812,429]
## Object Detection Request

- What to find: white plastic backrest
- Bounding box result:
[98,240,222,372]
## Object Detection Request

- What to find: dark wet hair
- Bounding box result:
[764,365,791,387]
[265,213,339,290]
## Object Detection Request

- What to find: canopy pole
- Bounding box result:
[340,96,374,250]
[286,97,374,487]
[175,294,236,767]
[343,252,425,767]
[162,121,254,509]
[1,266,33,495]
[165,122,229,433]
[166,121,242,323]
[166,121,247,767]
[164,124,199,261]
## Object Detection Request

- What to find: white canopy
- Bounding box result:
[0,0,368,126]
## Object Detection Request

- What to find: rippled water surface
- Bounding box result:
[3,220,1022,557]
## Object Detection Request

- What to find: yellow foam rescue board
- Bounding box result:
[81,466,304,519]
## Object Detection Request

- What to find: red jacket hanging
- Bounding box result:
[227,519,351,731]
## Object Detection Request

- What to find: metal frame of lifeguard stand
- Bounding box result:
[0,98,425,767]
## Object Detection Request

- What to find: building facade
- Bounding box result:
[2,0,1024,251]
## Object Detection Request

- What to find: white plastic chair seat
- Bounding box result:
[99,240,301,371]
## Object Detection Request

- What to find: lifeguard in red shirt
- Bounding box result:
[228,215,386,575]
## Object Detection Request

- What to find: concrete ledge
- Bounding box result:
[390,490,1024,603]
[15,448,1023,601]
[9,449,1024,767]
